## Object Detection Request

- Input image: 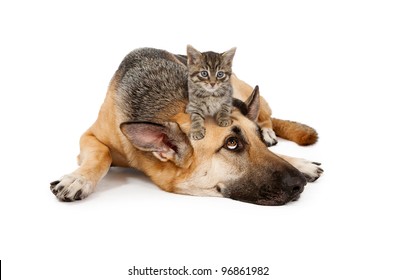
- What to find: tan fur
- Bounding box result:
[168,111,278,196]
[231,74,273,129]
[84,73,311,190]
[51,56,322,204]
[272,118,318,146]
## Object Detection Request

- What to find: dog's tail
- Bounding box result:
[271,118,318,146]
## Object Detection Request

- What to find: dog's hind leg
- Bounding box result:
[50,130,112,202]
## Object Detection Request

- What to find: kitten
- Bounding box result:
[186,45,236,140]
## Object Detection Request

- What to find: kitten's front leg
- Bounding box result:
[216,103,232,127]
[189,113,206,140]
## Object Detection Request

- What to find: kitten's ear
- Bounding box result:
[120,121,193,168]
[222,47,237,66]
[245,85,260,121]
[187,45,202,64]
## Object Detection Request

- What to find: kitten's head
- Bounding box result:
[187,45,236,92]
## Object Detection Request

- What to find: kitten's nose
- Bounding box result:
[210,82,216,87]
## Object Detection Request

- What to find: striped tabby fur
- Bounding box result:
[186,45,236,140]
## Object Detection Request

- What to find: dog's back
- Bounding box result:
[115,48,189,123]
[50,47,323,203]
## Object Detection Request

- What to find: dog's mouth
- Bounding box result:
[256,190,302,206]
[217,184,304,206]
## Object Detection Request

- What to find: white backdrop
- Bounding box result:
[1,0,395,279]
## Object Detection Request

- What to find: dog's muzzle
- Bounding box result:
[220,168,307,206]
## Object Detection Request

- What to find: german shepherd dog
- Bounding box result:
[50,48,323,206]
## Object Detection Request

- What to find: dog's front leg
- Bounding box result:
[231,74,277,146]
[50,131,112,201]
[277,154,323,182]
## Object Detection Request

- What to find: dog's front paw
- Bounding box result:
[190,128,206,140]
[262,128,278,146]
[50,174,94,202]
[293,159,323,182]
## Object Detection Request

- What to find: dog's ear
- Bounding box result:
[245,85,260,121]
[120,121,193,168]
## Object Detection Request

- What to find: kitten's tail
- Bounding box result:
[271,118,318,146]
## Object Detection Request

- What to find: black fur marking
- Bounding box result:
[232,98,248,115]
[231,126,242,136]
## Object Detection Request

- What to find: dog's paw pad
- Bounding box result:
[262,128,278,147]
[50,174,93,202]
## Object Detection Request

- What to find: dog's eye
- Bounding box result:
[200,70,209,78]
[224,137,239,151]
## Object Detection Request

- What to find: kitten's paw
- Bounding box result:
[217,118,232,127]
[190,128,206,140]
[50,174,94,202]
[262,128,278,146]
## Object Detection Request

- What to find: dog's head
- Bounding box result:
[120,86,306,206]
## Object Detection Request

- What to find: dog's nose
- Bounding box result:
[281,172,306,194]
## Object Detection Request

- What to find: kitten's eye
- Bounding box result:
[216,71,225,79]
[224,137,239,151]
[200,70,209,78]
